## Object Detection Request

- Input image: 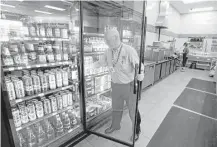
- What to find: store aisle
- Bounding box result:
[75,69,214,147]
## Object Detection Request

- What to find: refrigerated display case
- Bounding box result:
[1,1,147,147]
[1,1,83,147]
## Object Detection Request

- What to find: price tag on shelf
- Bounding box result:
[16,127,22,131]
[61,87,66,90]
[59,62,63,65]
[52,112,57,116]
[51,63,55,66]
[36,65,41,68]
[35,38,39,40]
[42,38,46,40]
[51,38,55,41]
[16,99,23,103]
[26,66,31,69]
[17,67,22,70]
[68,129,73,133]
[8,67,14,71]
[38,93,44,97]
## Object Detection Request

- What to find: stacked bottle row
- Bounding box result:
[1,41,71,66]
[84,56,109,76]
[22,23,68,39]
[86,95,111,120]
[17,110,80,147]
[85,74,111,97]
[5,68,70,100]
[12,89,78,128]
[84,37,108,52]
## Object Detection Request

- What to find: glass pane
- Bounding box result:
[82,1,144,145]
[1,1,82,147]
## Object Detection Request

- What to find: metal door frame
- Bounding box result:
[78,1,148,147]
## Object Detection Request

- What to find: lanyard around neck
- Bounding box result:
[112,44,123,67]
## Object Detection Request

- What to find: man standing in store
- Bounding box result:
[93,28,144,141]
[182,42,189,71]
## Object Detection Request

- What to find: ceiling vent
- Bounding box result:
[155,1,169,29]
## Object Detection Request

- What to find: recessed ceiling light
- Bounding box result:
[0,3,16,8]
[190,7,214,12]
[34,10,52,15]
[183,0,205,4]
[45,5,65,11]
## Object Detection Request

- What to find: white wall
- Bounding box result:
[180,11,217,34]
[167,5,181,34]
[145,1,181,47]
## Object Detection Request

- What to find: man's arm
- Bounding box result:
[129,48,144,74]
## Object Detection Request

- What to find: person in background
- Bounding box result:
[93,28,144,141]
[182,42,189,71]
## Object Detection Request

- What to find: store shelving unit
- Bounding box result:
[9,85,74,105]
[0,1,84,147]
[3,61,74,72]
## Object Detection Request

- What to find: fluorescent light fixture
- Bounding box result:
[16,0,24,1]
[45,5,65,11]
[0,3,15,8]
[190,7,214,12]
[183,0,205,4]
[34,10,52,15]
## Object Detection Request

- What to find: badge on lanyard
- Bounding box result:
[122,56,127,64]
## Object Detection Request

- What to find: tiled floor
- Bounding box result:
[75,69,214,147]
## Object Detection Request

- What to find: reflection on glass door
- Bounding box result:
[82,1,144,146]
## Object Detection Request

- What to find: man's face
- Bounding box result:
[105,35,116,49]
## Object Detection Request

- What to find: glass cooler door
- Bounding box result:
[1,1,83,147]
[81,1,145,146]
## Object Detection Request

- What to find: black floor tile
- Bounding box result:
[174,88,217,119]
[186,78,216,94]
[147,107,217,147]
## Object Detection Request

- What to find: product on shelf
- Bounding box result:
[5,78,16,100]
[61,28,68,39]
[29,24,37,37]
[32,74,42,94]
[18,103,29,124]
[26,127,37,147]
[12,107,22,127]
[49,96,58,112]
[67,109,77,127]
[27,101,37,121]
[33,123,47,146]
[41,98,52,115]
[17,131,28,147]
[60,112,71,132]
[54,27,61,38]
[55,94,63,110]
[38,73,49,92]
[12,77,25,98]
[60,92,68,108]
[42,119,55,141]
[86,95,112,119]
[53,114,64,136]
[33,100,44,118]
[46,25,53,37]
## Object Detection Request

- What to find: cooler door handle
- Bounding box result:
[134,64,139,94]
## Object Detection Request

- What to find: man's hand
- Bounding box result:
[137,73,144,81]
